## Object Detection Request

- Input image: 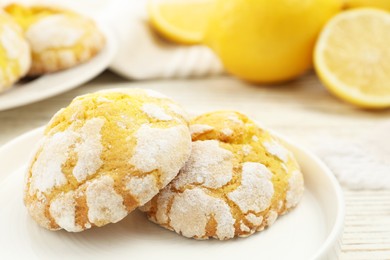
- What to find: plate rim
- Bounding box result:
[0,126,345,260]
[278,132,345,260]
[0,22,117,112]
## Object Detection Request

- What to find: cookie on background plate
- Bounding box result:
[0,11,30,93]
[24,88,192,232]
[5,4,105,75]
[141,111,304,240]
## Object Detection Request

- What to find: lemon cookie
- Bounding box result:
[0,11,30,92]
[24,88,191,232]
[141,111,304,240]
[5,4,105,75]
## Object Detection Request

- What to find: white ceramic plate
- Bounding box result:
[0,127,344,260]
[0,23,117,111]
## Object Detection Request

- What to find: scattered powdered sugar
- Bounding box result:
[49,191,83,232]
[221,128,233,136]
[245,213,263,226]
[72,118,105,182]
[125,174,159,205]
[169,188,235,240]
[190,124,214,135]
[142,103,172,121]
[242,145,252,156]
[227,162,274,213]
[173,140,233,189]
[86,176,127,225]
[263,139,289,162]
[26,14,84,52]
[130,124,191,185]
[285,170,304,209]
[30,131,78,194]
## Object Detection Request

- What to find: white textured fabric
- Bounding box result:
[101,0,224,80]
[304,121,390,190]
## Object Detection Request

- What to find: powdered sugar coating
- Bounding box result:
[227,115,243,125]
[72,118,104,182]
[266,210,278,226]
[263,139,290,162]
[1,24,22,59]
[145,89,169,99]
[240,222,250,232]
[190,124,214,135]
[227,162,274,213]
[30,131,77,194]
[242,145,252,156]
[49,191,82,232]
[130,124,190,183]
[26,15,84,52]
[169,188,235,240]
[245,213,263,226]
[154,189,175,224]
[86,176,127,226]
[173,140,233,189]
[125,175,159,205]
[168,103,189,120]
[27,200,52,229]
[286,170,304,209]
[221,128,233,136]
[142,103,173,121]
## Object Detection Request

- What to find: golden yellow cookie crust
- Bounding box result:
[5,4,105,75]
[25,88,191,232]
[141,111,304,240]
[0,11,30,92]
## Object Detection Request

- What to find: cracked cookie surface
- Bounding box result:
[5,4,105,75]
[24,88,191,232]
[140,111,304,240]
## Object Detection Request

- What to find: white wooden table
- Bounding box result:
[0,71,389,259]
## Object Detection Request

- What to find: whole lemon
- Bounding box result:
[204,0,342,83]
[344,0,390,11]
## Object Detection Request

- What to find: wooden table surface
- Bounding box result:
[0,71,389,259]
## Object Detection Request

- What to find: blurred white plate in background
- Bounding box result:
[0,127,344,260]
[0,23,117,111]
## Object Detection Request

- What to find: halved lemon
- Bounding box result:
[315,8,390,109]
[147,0,213,44]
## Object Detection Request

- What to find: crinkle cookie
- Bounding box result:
[0,11,30,93]
[141,111,304,240]
[5,4,105,75]
[24,88,191,232]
